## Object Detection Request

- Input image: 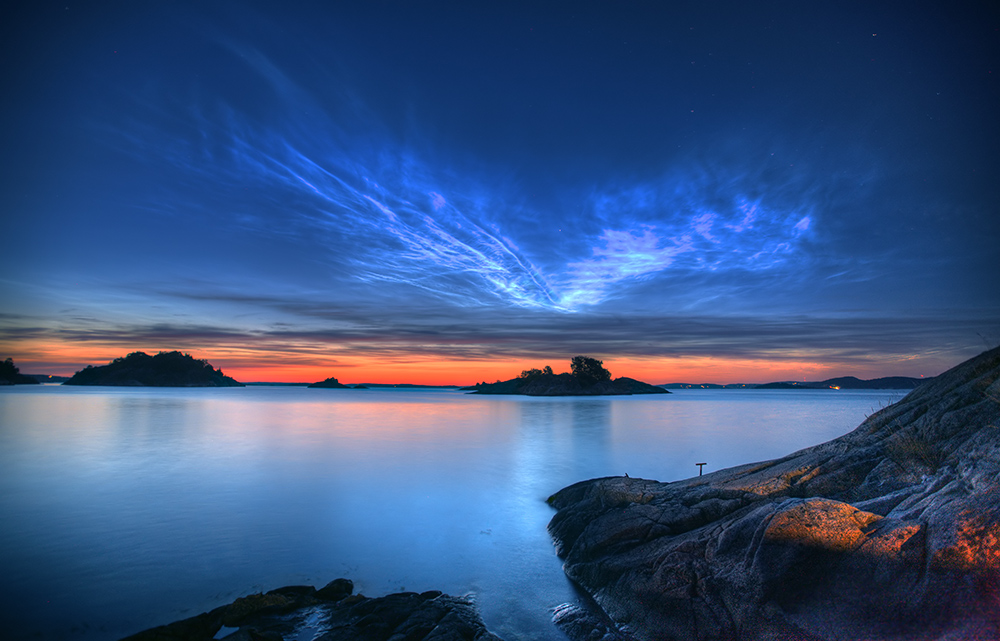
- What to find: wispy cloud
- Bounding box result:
[100,46,831,315]
[4,292,994,368]
[559,198,812,308]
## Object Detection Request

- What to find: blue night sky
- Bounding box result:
[1,1,998,383]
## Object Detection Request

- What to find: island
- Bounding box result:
[754,375,930,390]
[547,345,1000,640]
[0,358,40,385]
[307,376,350,388]
[663,375,930,390]
[466,356,670,396]
[63,351,244,387]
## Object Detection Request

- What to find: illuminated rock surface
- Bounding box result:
[548,346,1000,640]
[121,579,503,641]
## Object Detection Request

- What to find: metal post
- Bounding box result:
[696,462,706,476]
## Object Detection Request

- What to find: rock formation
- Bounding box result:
[548,346,1000,640]
[121,578,503,641]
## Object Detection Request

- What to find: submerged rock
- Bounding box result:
[120,579,504,641]
[548,346,1000,640]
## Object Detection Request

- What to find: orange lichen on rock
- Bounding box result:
[933,510,1000,574]
[548,346,1000,640]
[763,498,881,552]
[858,521,923,559]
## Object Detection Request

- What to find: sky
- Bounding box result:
[1,1,998,384]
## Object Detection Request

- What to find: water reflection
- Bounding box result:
[515,399,617,486]
[0,386,906,641]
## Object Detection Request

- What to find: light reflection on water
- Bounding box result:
[0,386,907,640]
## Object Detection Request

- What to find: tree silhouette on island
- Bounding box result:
[63,351,244,387]
[467,356,669,396]
[0,358,39,385]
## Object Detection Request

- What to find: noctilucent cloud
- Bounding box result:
[1,1,998,382]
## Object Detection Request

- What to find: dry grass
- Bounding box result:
[886,426,948,472]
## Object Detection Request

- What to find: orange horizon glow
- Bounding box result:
[1,340,940,386]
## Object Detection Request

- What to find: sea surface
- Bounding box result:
[0,385,910,640]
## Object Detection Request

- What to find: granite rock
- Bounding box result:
[548,346,1000,640]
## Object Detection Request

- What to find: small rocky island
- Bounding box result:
[308,375,350,388]
[467,356,669,396]
[547,345,1000,640]
[64,351,244,387]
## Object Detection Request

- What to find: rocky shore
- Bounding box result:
[122,578,503,641]
[547,345,1000,640]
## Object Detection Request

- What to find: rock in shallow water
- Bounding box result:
[548,346,1000,641]
[121,579,503,641]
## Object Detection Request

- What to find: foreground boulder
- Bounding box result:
[121,579,503,641]
[548,346,1000,640]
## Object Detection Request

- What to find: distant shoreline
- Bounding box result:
[661,374,930,390]
[9,368,930,392]
[9,378,928,390]
[245,382,462,388]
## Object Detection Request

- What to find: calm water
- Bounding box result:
[0,385,908,640]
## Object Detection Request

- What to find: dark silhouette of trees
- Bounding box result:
[471,355,667,396]
[64,351,243,386]
[2,358,18,378]
[516,358,609,385]
[519,365,555,379]
[1,358,39,384]
[571,356,611,385]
